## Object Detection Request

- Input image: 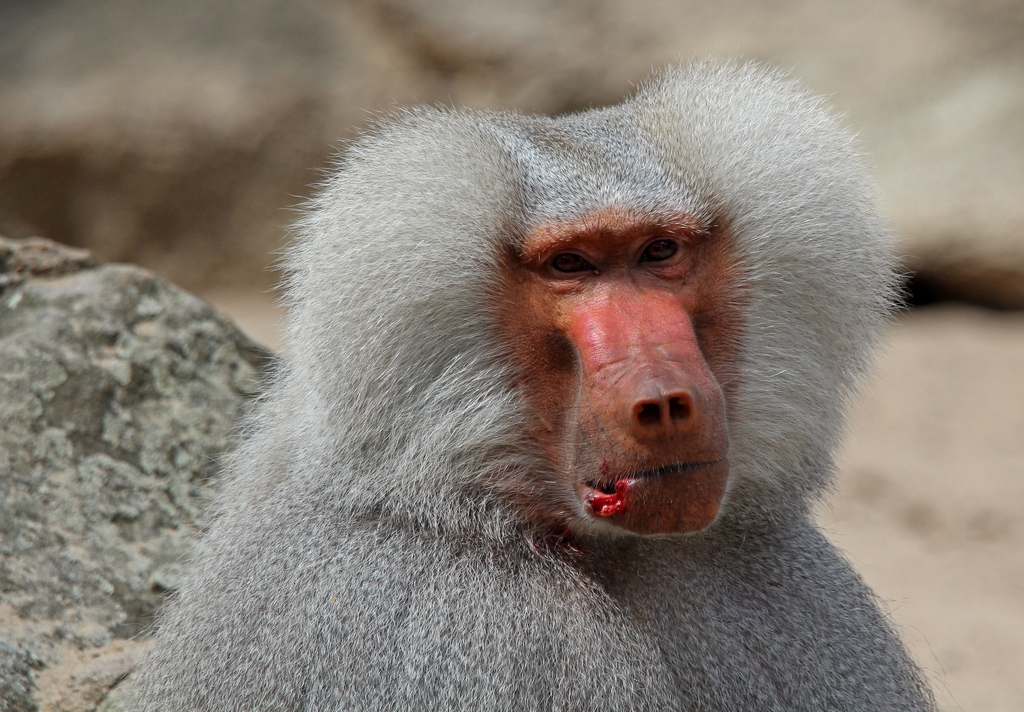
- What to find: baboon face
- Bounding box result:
[499,207,743,536]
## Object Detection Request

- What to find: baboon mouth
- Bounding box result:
[586,460,726,494]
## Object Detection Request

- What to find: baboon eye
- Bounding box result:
[551,253,596,273]
[640,239,678,262]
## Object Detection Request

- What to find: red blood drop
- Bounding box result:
[586,479,629,517]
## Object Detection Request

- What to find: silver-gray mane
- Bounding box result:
[132,62,932,711]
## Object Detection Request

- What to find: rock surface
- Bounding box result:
[0,237,270,711]
[1,0,1022,303]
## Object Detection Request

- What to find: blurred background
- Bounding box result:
[1,0,1022,709]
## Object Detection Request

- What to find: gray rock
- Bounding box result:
[0,237,270,711]
[0,638,43,712]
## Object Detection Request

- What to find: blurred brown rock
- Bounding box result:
[0,0,1022,302]
[0,236,269,711]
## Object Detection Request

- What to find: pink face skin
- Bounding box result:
[498,208,739,537]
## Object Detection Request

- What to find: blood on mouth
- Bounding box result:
[585,479,630,517]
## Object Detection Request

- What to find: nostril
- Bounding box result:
[636,402,661,427]
[668,396,690,422]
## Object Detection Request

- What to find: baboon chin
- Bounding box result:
[133,62,936,711]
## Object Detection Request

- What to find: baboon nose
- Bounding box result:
[631,390,695,435]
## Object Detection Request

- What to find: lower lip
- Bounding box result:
[583,461,726,519]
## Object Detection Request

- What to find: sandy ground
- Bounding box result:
[205,291,1024,712]
[822,305,1024,712]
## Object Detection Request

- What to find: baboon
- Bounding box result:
[132,62,935,710]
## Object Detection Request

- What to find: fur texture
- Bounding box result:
[132,62,934,710]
